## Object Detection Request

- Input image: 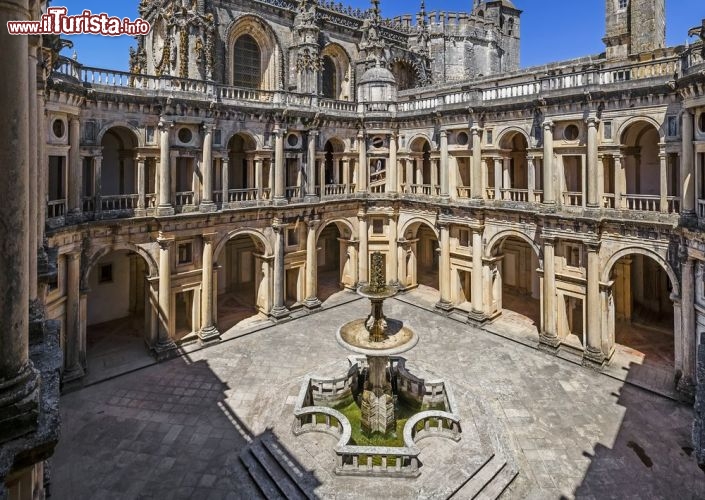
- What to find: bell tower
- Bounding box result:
[604,0,665,59]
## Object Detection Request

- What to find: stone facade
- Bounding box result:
[3,0,705,493]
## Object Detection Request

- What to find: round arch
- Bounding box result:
[83,242,158,286]
[213,228,272,264]
[96,122,142,148]
[226,15,284,90]
[496,126,531,150]
[407,134,433,153]
[484,229,541,259]
[322,137,346,153]
[399,217,439,240]
[617,116,665,145]
[320,43,352,101]
[224,130,261,151]
[602,246,679,295]
[315,217,356,243]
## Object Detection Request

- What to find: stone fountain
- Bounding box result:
[336,252,418,435]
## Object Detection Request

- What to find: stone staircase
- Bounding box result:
[447,454,518,500]
[240,433,318,500]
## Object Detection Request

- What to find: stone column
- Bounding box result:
[342,158,350,194]
[679,257,696,394]
[471,228,484,317]
[304,219,321,309]
[614,154,625,209]
[388,213,399,286]
[155,237,176,357]
[440,130,450,201]
[436,222,452,311]
[273,128,287,205]
[502,158,512,200]
[682,109,695,215]
[136,155,146,212]
[494,158,502,200]
[199,233,220,342]
[527,156,536,202]
[540,237,559,347]
[358,211,369,284]
[221,157,229,206]
[584,242,605,366]
[542,121,555,204]
[270,221,289,319]
[68,116,82,215]
[28,35,39,301]
[0,0,40,441]
[388,132,398,195]
[305,131,318,202]
[405,159,413,193]
[357,131,367,192]
[94,155,103,214]
[659,151,668,213]
[586,117,600,208]
[200,125,215,212]
[157,121,174,216]
[471,126,483,199]
[64,252,84,381]
[255,158,263,200]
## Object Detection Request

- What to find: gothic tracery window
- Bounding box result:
[233,34,261,89]
[321,56,337,99]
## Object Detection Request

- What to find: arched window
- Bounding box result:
[321,56,337,99]
[233,35,261,89]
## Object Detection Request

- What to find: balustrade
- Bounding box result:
[456,186,471,199]
[562,191,583,207]
[624,194,660,212]
[145,194,156,208]
[175,191,194,206]
[698,199,705,218]
[227,188,258,203]
[286,186,302,199]
[323,184,347,196]
[501,188,529,202]
[101,194,138,211]
[47,199,66,219]
[82,197,95,213]
[601,193,615,209]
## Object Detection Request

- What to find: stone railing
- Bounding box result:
[145,194,157,208]
[502,188,529,203]
[293,357,461,478]
[667,196,681,214]
[286,186,302,199]
[175,191,194,206]
[218,86,274,103]
[409,184,439,196]
[602,193,616,209]
[100,194,138,211]
[624,194,660,212]
[227,188,258,203]
[319,99,357,112]
[563,191,583,207]
[456,186,471,198]
[323,184,348,196]
[47,199,65,219]
[486,187,496,199]
[82,196,95,213]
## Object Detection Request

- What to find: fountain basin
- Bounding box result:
[336,319,418,356]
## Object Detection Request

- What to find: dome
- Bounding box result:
[358,66,396,85]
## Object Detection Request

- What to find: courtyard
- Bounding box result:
[52,296,703,499]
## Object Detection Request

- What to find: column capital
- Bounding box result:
[542,120,554,130]
[585,241,601,253]
[542,236,557,246]
[69,115,80,124]
[157,236,174,249]
[201,122,215,133]
[436,220,450,230]
[439,129,448,138]
[271,219,287,232]
[306,217,321,229]
[586,116,600,127]
[202,232,217,243]
[357,130,366,139]
[309,129,319,137]
[273,127,285,137]
[470,125,482,134]
[66,251,81,262]
[158,119,173,130]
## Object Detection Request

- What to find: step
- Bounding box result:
[449,455,507,500]
[475,464,519,500]
[249,440,309,500]
[261,435,318,498]
[240,448,286,500]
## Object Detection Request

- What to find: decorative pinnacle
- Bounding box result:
[371,0,381,23]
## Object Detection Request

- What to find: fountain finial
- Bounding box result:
[369,252,386,293]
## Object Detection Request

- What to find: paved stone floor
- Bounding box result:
[53,298,704,499]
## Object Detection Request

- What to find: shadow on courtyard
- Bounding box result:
[51,353,321,499]
[570,359,703,499]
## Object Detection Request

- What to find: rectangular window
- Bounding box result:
[214,129,222,146]
[287,228,299,247]
[99,263,113,283]
[618,0,628,9]
[486,129,493,145]
[146,126,155,144]
[603,121,612,140]
[372,218,385,235]
[667,116,678,137]
[177,242,193,265]
[565,243,581,268]
[458,229,470,247]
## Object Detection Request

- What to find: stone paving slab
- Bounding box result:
[52,299,705,499]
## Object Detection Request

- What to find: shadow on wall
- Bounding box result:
[50,355,321,498]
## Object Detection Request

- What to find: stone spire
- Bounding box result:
[360,0,386,68]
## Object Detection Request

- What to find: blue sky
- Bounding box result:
[56,0,704,71]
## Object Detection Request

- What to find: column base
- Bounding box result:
[199,201,217,213]
[439,195,450,204]
[303,297,322,310]
[156,205,175,217]
[303,195,320,203]
[539,333,561,352]
[0,363,40,444]
[65,210,83,225]
[467,310,490,325]
[151,339,178,361]
[582,347,606,369]
[198,325,221,343]
[435,300,454,313]
[62,363,85,383]
[134,208,147,217]
[676,375,696,402]
[273,197,288,206]
[270,305,290,321]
